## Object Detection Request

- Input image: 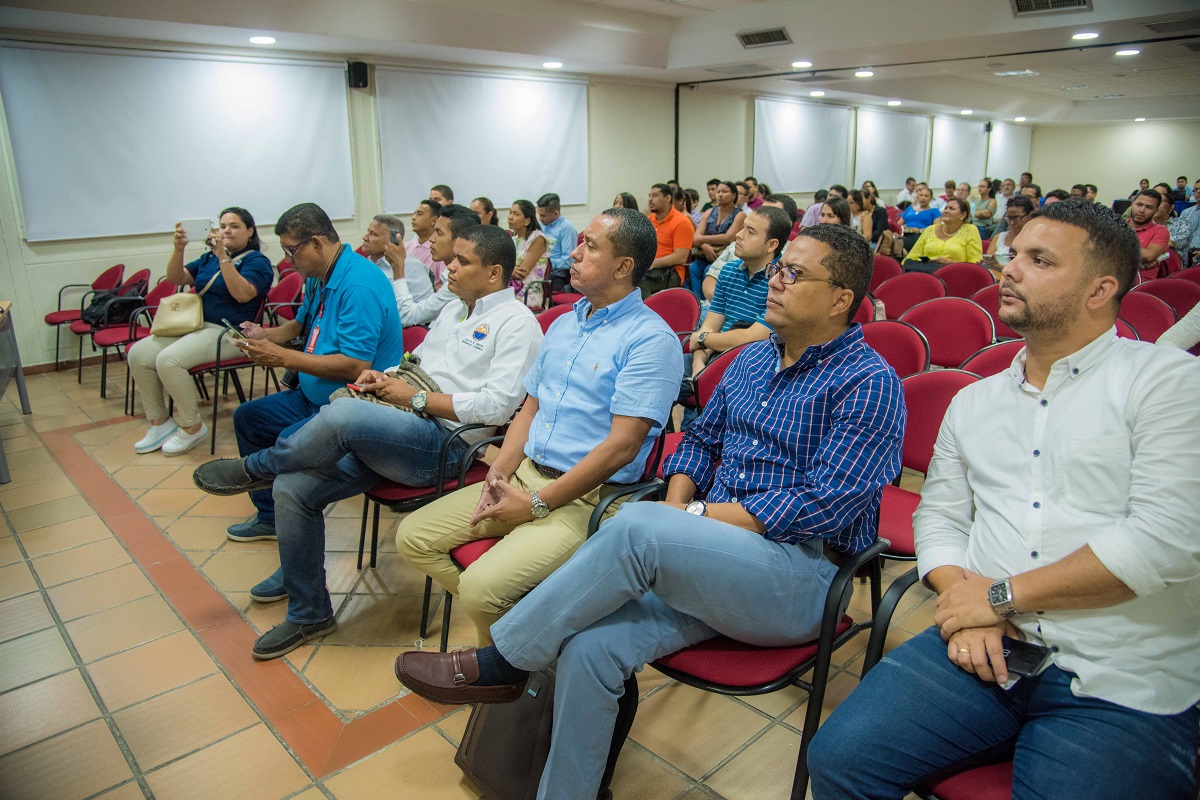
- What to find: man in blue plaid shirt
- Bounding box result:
[395,224,906,800]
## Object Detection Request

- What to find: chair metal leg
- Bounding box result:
[209,371,219,455]
[357,496,370,571]
[77,335,84,384]
[869,557,883,616]
[439,592,452,652]
[861,566,920,678]
[420,575,433,638]
[230,370,247,403]
[53,326,61,371]
[369,503,381,568]
[99,348,108,398]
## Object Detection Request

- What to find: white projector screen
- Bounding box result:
[854,108,930,189]
[376,68,588,212]
[754,97,852,193]
[928,116,989,188]
[0,44,354,242]
[986,123,1032,182]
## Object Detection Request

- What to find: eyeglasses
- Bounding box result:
[768,263,846,288]
[1004,213,1028,222]
[280,237,313,260]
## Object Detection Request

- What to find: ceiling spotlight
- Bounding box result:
[543,61,563,69]
[887,100,902,106]
[249,36,275,44]
[960,109,973,115]
[1135,117,1146,122]
[1072,32,1099,40]
[792,60,812,68]
[1115,49,1140,56]
[809,91,825,97]
[1014,116,1026,122]
[855,70,874,78]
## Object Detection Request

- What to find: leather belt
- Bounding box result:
[532,461,565,480]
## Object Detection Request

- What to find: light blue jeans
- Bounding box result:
[246,397,467,624]
[808,625,1200,799]
[490,502,838,800]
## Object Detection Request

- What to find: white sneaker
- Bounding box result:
[161,422,209,456]
[134,421,179,454]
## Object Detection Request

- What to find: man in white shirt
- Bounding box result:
[406,199,448,289]
[191,225,543,660]
[896,177,917,206]
[810,199,1200,799]
[360,214,435,322]
[383,204,478,326]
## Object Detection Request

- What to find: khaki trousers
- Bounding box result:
[127,323,243,428]
[397,458,627,644]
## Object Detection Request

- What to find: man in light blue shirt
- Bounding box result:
[1174,179,1200,266]
[537,192,579,292]
[398,208,682,644]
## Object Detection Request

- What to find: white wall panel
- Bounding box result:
[754,97,852,193]
[854,108,930,189]
[928,116,989,188]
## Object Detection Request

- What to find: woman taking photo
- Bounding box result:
[507,199,552,309]
[972,179,999,237]
[687,180,745,298]
[903,198,982,273]
[469,197,500,226]
[900,184,941,251]
[129,207,274,455]
[612,192,639,212]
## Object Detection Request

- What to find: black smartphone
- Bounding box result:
[389,227,401,245]
[1001,636,1053,678]
[220,318,246,339]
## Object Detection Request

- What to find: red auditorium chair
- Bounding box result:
[44,263,124,371]
[934,262,996,298]
[870,255,903,293]
[861,320,930,378]
[959,339,1024,379]
[1117,292,1177,343]
[900,297,995,368]
[874,272,946,319]
[1132,278,1200,319]
[970,284,1020,340]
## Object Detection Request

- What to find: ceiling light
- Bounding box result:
[792,60,812,68]
[993,69,1038,77]
[1072,32,1099,40]
[855,70,874,78]
[249,36,275,44]
[1014,116,1026,122]
[960,109,973,115]
[887,100,902,106]
[1115,49,1140,56]
[809,91,825,97]
[1059,85,1088,91]
[1135,117,1146,122]
[543,61,563,69]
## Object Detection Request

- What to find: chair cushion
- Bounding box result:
[879,485,919,557]
[450,537,503,569]
[653,616,854,688]
[68,320,93,335]
[44,309,82,325]
[93,326,150,347]
[188,358,255,374]
[924,760,1013,800]
[367,462,491,504]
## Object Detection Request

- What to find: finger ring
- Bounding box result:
[958,648,970,654]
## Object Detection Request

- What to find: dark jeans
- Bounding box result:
[232,388,322,525]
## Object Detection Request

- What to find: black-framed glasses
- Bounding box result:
[1004,212,1028,222]
[768,262,846,288]
[280,237,313,260]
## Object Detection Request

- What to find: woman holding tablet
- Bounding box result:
[128,207,274,455]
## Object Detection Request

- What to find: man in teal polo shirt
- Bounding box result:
[227,202,404,541]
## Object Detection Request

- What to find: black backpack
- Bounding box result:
[80,278,147,327]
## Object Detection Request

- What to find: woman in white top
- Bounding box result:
[508,199,552,309]
[982,195,1036,277]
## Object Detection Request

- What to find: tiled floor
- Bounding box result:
[0,361,935,800]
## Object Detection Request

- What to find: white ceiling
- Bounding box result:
[1,0,1199,122]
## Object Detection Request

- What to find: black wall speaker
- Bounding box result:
[985,121,993,133]
[348,61,369,89]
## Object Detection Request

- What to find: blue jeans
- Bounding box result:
[233,388,323,525]
[808,626,1200,800]
[687,258,710,300]
[247,397,468,625]
[490,502,838,800]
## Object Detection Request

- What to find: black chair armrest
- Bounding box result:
[860,565,920,678]
[57,282,91,311]
[586,479,666,537]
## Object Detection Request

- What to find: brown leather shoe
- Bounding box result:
[395,648,526,705]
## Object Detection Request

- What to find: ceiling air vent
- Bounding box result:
[1009,0,1091,16]
[1144,17,1200,34]
[782,74,825,83]
[704,63,773,75]
[1183,42,1200,53]
[736,27,792,49]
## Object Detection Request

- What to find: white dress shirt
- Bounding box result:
[394,287,542,443]
[915,329,1200,714]
[896,188,915,206]
[371,255,435,323]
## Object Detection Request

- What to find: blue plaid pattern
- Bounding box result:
[664,325,905,553]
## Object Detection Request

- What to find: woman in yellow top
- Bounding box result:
[902,198,982,273]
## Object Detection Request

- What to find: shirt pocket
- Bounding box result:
[1063,434,1132,514]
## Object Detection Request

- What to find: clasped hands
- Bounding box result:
[933,568,1018,684]
[470,467,535,527]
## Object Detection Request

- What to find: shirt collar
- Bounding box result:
[769,323,863,373]
[468,287,517,318]
[323,244,353,293]
[1010,327,1118,387]
[574,288,643,327]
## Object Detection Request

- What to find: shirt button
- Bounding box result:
[1051,645,1060,653]
[1031,550,1039,558]
[739,472,746,479]
[566,360,573,366]
[1033,501,1040,508]
[752,439,759,446]
[1071,368,1078,375]
[1040,399,1048,407]
[555,392,561,398]
[1033,450,1040,457]
[544,423,551,429]
[761,401,768,407]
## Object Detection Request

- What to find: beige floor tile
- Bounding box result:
[114,674,259,769]
[201,550,281,593]
[359,553,431,595]
[92,781,150,800]
[243,595,289,634]
[7,494,93,533]
[785,670,859,730]
[29,411,93,433]
[434,707,472,747]
[156,467,208,490]
[0,535,21,567]
[608,742,693,800]
[0,669,100,755]
[134,488,203,520]
[303,645,405,711]
[88,630,218,711]
[111,464,179,491]
[0,475,79,511]
[3,445,53,471]
[898,597,937,635]
[188,492,258,517]
[324,728,480,800]
[17,514,113,558]
[2,434,43,455]
[165,516,241,551]
[0,561,37,602]
[0,719,133,800]
[322,593,425,647]
[286,789,325,800]
[65,594,184,663]
[737,684,809,719]
[635,665,674,698]
[144,724,309,800]
[0,460,65,488]
[630,683,770,779]
[705,725,801,800]
[0,592,55,643]
[47,562,155,622]
[32,538,131,587]
[0,627,76,693]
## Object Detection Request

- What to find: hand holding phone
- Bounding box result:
[221,318,246,339]
[1001,636,1053,678]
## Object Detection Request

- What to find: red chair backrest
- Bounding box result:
[93,264,125,291]
[874,272,947,320]
[644,288,700,335]
[268,271,303,306]
[970,283,1020,339]
[870,255,902,293]
[1162,250,1182,276]
[900,297,995,368]
[694,344,747,408]
[122,269,151,294]
[959,339,1023,378]
[1114,318,1139,340]
[1172,265,1200,285]
[551,292,584,307]
[980,238,991,251]
[852,294,875,325]
[1132,278,1200,318]
[655,431,684,479]
[888,219,903,236]
[885,206,901,223]
[934,262,996,298]
[861,320,930,378]
[900,370,979,474]
[1117,292,1177,343]
[403,325,429,352]
[537,303,573,334]
[144,279,178,311]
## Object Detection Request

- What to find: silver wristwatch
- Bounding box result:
[530,490,550,519]
[685,500,707,516]
[696,331,709,347]
[988,579,1018,618]
[410,390,428,413]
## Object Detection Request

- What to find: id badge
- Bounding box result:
[305,323,321,354]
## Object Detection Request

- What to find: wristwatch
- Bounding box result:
[685,500,707,516]
[530,490,550,519]
[696,331,709,348]
[988,579,1018,618]
[410,390,428,413]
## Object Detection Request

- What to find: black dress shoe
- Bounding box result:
[193,458,273,496]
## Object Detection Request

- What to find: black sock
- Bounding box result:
[473,646,528,685]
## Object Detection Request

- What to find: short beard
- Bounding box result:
[1000,280,1085,335]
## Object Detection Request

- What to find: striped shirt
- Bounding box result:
[664,326,905,553]
[710,259,771,330]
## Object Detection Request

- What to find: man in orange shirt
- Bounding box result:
[643,182,695,296]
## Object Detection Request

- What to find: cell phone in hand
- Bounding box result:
[346,383,365,392]
[180,218,212,242]
[220,318,246,339]
[389,227,402,244]
[1001,636,1053,678]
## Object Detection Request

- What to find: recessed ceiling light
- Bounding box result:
[993,69,1038,77]
[1072,32,1099,40]
[1115,49,1140,56]
[1059,85,1089,91]
[960,109,973,115]
[1135,117,1146,122]
[887,100,902,106]
[1014,116,1026,122]
[855,70,874,78]
[543,61,563,69]
[249,36,275,44]
[792,60,812,69]
[809,91,825,97]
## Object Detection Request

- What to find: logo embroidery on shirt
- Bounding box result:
[473,324,490,341]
